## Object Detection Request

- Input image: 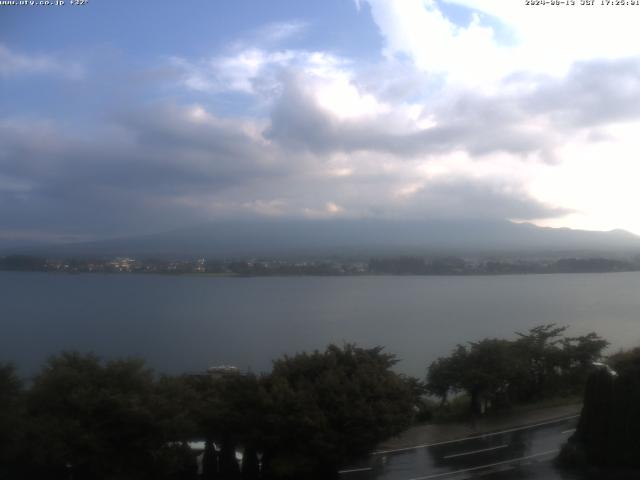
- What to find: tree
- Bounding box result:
[561,347,640,469]
[240,446,260,480]
[24,352,164,480]
[153,442,198,480]
[460,339,516,414]
[511,325,608,400]
[153,374,201,444]
[426,353,462,406]
[261,344,415,479]
[427,325,608,415]
[184,371,267,478]
[201,439,219,480]
[427,340,516,415]
[218,436,241,479]
[0,363,24,479]
[558,333,609,391]
[0,254,46,271]
[511,324,568,400]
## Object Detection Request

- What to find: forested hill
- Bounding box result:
[7,219,640,259]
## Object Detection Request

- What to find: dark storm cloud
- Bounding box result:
[0,115,267,196]
[0,106,286,237]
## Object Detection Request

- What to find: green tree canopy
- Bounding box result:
[427,325,609,414]
[261,344,416,479]
[0,363,24,479]
[24,352,166,480]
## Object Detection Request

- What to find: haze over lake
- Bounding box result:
[3,271,640,378]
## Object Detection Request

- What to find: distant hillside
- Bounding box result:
[7,219,640,259]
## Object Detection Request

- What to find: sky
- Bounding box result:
[3,0,640,243]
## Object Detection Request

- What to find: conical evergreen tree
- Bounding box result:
[258,450,274,480]
[202,439,218,480]
[240,446,259,480]
[219,436,240,479]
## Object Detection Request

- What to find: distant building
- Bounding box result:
[109,257,136,272]
[195,258,206,273]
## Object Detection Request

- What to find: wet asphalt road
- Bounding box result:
[339,416,584,480]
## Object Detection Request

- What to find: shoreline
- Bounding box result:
[2,269,640,278]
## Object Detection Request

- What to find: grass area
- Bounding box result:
[418,394,582,425]
[500,394,582,416]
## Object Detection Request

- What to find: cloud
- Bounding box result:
[0,44,83,78]
[8,0,640,240]
[171,26,640,164]
[265,70,559,160]
[363,0,506,85]
[0,98,562,238]
[0,21,576,241]
[364,0,640,84]
[170,48,297,94]
[0,106,287,237]
[403,177,571,221]
[444,0,640,71]
[254,21,307,44]
[526,57,640,127]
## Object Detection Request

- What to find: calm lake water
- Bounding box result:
[2,271,640,378]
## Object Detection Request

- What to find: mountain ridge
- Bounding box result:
[5,219,640,260]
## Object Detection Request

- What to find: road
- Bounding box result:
[339,415,585,480]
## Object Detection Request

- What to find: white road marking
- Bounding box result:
[406,449,559,480]
[442,444,509,459]
[561,428,576,434]
[338,467,373,474]
[372,415,579,455]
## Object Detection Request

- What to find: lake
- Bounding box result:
[2,271,640,378]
